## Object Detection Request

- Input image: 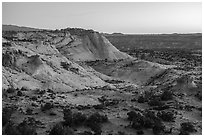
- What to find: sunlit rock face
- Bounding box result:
[3,29,126,92]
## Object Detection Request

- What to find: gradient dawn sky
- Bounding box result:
[2,2,202,34]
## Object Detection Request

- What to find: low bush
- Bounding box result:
[180,122,196,134]
[127,110,162,130]
[86,112,108,124]
[148,98,164,107]
[157,111,175,122]
[17,90,23,96]
[41,102,53,111]
[161,90,173,101]
[61,62,71,70]
[137,130,144,135]
[152,121,165,135]
[3,122,20,135]
[2,106,15,126]
[17,118,37,135]
[85,112,108,134]
[6,87,16,93]
[127,111,142,121]
[137,95,146,103]
[49,123,74,135]
[71,112,87,126]
[63,108,73,126]
[63,109,87,126]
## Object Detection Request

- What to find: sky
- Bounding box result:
[2,2,202,34]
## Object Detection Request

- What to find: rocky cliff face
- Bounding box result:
[2,28,130,91]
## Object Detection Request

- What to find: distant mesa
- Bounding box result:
[2,24,44,32]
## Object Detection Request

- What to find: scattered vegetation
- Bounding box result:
[157,111,175,122]
[49,123,74,135]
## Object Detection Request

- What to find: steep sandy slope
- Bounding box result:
[52,30,132,61]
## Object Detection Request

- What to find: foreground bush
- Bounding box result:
[179,122,197,134]
[3,122,20,135]
[17,118,37,135]
[63,108,87,126]
[2,106,15,126]
[49,123,74,135]
[85,112,108,134]
[127,110,164,132]
[152,122,165,135]
[3,118,37,135]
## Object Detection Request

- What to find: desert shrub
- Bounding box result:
[144,90,156,99]
[3,122,21,135]
[26,108,33,115]
[180,122,196,134]
[63,109,87,126]
[49,123,74,135]
[2,107,15,126]
[161,90,173,101]
[179,130,190,135]
[17,118,37,135]
[148,98,164,107]
[85,112,108,134]
[21,87,27,91]
[17,90,23,96]
[2,42,12,47]
[72,112,87,126]
[61,62,71,70]
[143,110,161,128]
[36,89,46,95]
[157,111,175,122]
[118,131,125,135]
[152,122,165,135]
[127,111,136,121]
[70,67,79,73]
[79,131,93,135]
[30,96,38,101]
[137,95,146,103]
[63,108,73,126]
[127,110,161,130]
[195,89,202,101]
[89,123,102,135]
[137,130,144,135]
[127,111,145,129]
[86,112,108,124]
[6,87,16,93]
[41,102,53,111]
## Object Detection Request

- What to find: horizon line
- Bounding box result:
[2,24,202,35]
